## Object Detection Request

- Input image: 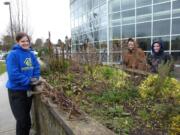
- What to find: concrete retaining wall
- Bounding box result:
[31,84,115,135]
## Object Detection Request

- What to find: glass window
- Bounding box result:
[109,52,121,63]
[99,4,107,27]
[153,36,170,50]
[172,18,180,35]
[110,40,121,51]
[100,41,107,62]
[94,31,99,42]
[171,52,180,63]
[172,36,180,50]
[109,40,121,63]
[122,10,135,24]
[75,18,78,27]
[99,13,108,27]
[109,0,120,13]
[87,32,94,43]
[121,0,135,10]
[173,0,180,17]
[122,25,135,38]
[153,2,170,20]
[137,22,151,37]
[93,7,99,20]
[94,42,100,49]
[153,0,170,4]
[100,41,107,50]
[136,6,152,22]
[110,12,120,20]
[93,0,99,9]
[153,20,170,36]
[110,20,121,27]
[110,26,121,40]
[99,0,106,6]
[78,16,83,26]
[82,1,87,13]
[87,0,93,12]
[136,0,152,7]
[99,28,107,41]
[137,38,151,51]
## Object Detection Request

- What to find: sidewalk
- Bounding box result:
[0,73,15,135]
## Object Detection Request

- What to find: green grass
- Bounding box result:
[0,62,6,75]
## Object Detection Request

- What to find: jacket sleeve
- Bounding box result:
[32,54,40,79]
[6,52,30,86]
[147,53,153,65]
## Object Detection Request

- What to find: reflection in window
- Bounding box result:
[110,13,121,26]
[109,0,120,13]
[121,0,135,10]
[93,0,99,9]
[153,0,170,4]
[109,40,121,63]
[153,20,170,36]
[99,28,107,41]
[110,26,121,40]
[122,10,135,24]
[172,36,180,50]
[136,0,152,7]
[137,38,151,51]
[171,52,180,63]
[94,42,100,49]
[99,41,107,62]
[136,6,151,22]
[87,32,94,43]
[99,0,106,6]
[137,22,151,37]
[87,0,93,12]
[153,2,170,20]
[94,31,99,42]
[109,52,121,62]
[110,20,121,27]
[99,4,107,27]
[173,0,180,17]
[153,36,170,50]
[122,25,135,38]
[172,18,180,35]
[110,40,121,51]
[110,12,120,20]
[100,41,107,50]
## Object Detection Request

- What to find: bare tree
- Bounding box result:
[6,0,32,37]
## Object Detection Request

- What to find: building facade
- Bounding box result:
[70,0,180,63]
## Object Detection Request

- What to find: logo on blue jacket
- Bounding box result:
[24,58,32,67]
[21,58,33,71]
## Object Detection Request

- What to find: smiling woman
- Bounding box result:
[0,62,6,75]
[5,32,40,135]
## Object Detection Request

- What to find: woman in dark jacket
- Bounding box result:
[147,41,171,73]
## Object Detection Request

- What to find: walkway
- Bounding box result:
[0,73,15,135]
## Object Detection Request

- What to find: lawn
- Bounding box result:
[0,62,6,75]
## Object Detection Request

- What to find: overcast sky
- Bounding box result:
[0,0,71,43]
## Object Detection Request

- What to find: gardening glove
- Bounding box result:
[30,77,41,86]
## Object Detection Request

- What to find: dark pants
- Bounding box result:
[8,90,32,135]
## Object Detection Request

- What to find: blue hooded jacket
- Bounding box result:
[6,44,40,91]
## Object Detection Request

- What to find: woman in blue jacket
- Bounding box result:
[6,32,40,135]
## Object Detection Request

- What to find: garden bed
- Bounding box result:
[39,60,179,135]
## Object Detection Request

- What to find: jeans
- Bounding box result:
[8,90,32,135]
